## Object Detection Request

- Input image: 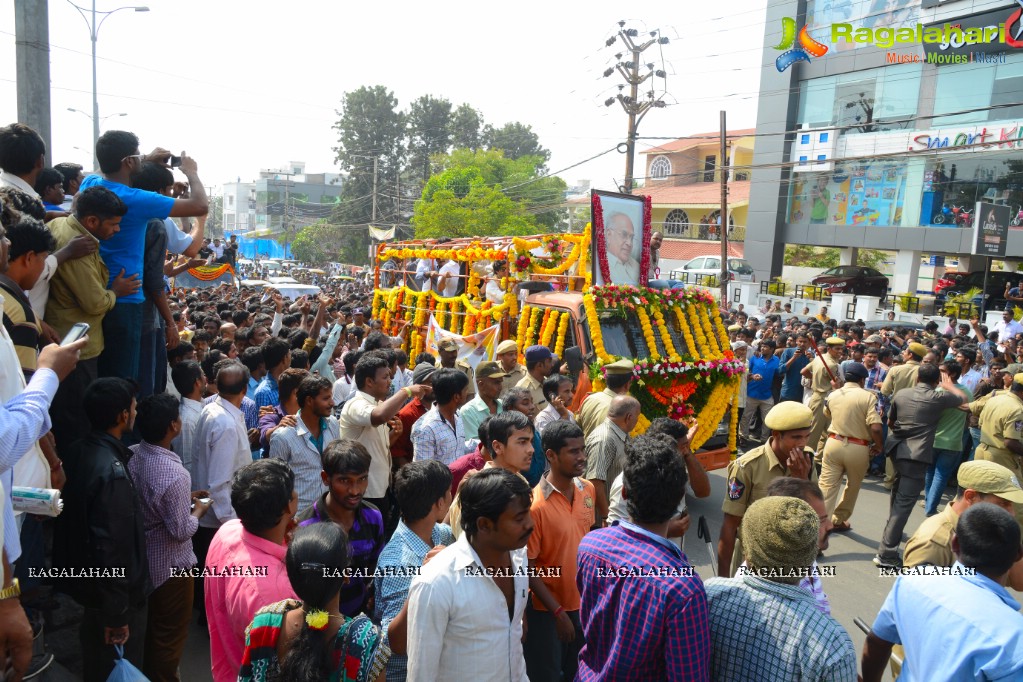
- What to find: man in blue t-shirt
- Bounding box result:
[741,339,780,443]
[80,130,209,380]
[779,332,811,403]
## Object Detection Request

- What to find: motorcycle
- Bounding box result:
[1012,205,1023,227]
[933,204,953,224]
[954,205,972,227]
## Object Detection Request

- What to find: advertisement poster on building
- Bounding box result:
[972,201,1010,257]
[788,164,906,227]
[591,190,650,287]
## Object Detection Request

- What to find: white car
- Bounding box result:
[266,276,320,300]
[674,256,755,284]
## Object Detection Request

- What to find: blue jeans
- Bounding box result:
[968,427,981,461]
[137,326,160,399]
[98,301,143,380]
[924,448,960,516]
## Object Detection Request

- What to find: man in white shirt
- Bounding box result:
[170,360,206,484]
[415,258,436,292]
[437,258,461,298]
[485,260,509,304]
[191,361,252,619]
[993,309,1023,344]
[338,353,427,524]
[534,374,576,437]
[407,467,532,682]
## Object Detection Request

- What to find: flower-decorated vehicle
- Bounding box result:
[370,223,742,471]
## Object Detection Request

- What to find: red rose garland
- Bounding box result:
[639,195,652,282]
[592,193,610,284]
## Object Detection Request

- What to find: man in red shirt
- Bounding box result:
[391,363,435,469]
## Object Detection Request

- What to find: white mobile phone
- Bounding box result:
[60,322,90,346]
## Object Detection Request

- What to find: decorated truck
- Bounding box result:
[369,191,743,470]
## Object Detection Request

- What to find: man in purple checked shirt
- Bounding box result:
[576,434,711,681]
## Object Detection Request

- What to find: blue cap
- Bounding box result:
[525,345,554,362]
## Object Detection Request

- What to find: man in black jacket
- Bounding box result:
[53,377,150,681]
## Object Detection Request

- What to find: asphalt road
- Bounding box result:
[684,463,933,677]
[41,463,949,681]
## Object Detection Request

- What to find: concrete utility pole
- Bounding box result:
[603,22,669,193]
[14,0,52,164]
[720,110,730,305]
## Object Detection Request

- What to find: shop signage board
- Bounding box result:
[972,201,1010,257]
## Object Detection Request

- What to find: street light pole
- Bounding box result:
[66,0,149,170]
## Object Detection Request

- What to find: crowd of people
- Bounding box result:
[0,116,1021,682]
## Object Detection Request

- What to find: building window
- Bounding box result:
[703,156,716,182]
[796,63,921,133]
[933,53,1023,126]
[650,155,671,180]
[664,209,690,237]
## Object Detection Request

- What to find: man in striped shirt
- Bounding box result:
[583,396,640,528]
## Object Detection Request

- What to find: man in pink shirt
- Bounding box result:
[205,459,298,682]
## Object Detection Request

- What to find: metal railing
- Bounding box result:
[654,222,746,242]
[794,284,827,301]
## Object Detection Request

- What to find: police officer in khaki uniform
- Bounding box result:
[801,337,844,458]
[496,339,526,394]
[820,362,884,532]
[515,345,555,413]
[436,338,476,398]
[976,373,1023,526]
[717,401,817,577]
[879,342,927,488]
[903,460,1023,568]
[577,359,634,438]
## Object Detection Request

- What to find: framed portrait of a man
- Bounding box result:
[592,190,650,287]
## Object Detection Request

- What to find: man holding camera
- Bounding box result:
[79,131,209,381]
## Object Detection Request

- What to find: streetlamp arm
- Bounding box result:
[64,1,96,40]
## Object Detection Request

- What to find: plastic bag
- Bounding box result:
[106,645,150,682]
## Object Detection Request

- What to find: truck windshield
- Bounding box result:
[597,310,691,360]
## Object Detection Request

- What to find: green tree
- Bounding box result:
[449,103,484,151]
[412,166,534,238]
[484,122,550,167]
[407,95,452,186]
[437,149,567,231]
[784,245,839,268]
[331,85,406,263]
[289,220,370,265]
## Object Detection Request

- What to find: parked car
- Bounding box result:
[933,270,967,295]
[941,270,1020,311]
[810,266,889,299]
[266,276,321,300]
[673,257,755,284]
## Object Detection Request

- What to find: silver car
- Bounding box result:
[672,256,755,284]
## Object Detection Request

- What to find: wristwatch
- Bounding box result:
[0,578,20,601]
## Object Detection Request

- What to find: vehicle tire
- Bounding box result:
[1013,217,1021,227]
[933,213,945,224]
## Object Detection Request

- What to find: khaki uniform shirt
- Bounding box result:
[968,388,1008,418]
[825,384,882,441]
[436,358,476,398]
[501,363,527,394]
[880,360,919,398]
[977,392,1023,461]
[516,372,548,412]
[577,388,616,438]
[722,440,818,518]
[903,503,958,568]
[809,355,840,394]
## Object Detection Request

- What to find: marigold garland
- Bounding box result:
[186,263,235,281]
[554,312,571,358]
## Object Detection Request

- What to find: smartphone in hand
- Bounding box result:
[60,322,90,346]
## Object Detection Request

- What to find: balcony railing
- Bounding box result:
[653,222,746,242]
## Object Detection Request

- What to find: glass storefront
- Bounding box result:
[788,149,1023,228]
